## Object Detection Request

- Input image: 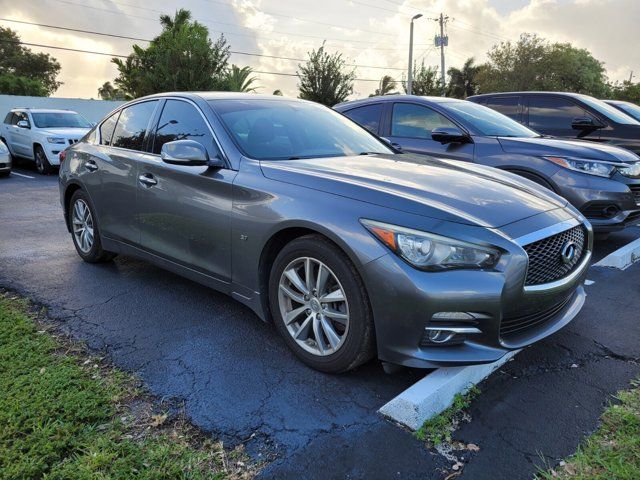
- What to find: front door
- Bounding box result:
[137,99,236,282]
[385,102,475,161]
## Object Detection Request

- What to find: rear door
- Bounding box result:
[525,95,600,141]
[137,98,236,283]
[385,102,475,160]
[88,100,160,246]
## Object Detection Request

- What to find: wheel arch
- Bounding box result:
[500,166,558,193]
[63,182,84,232]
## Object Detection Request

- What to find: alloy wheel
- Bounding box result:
[35,150,45,174]
[72,199,95,253]
[278,257,350,356]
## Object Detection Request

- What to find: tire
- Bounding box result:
[68,190,116,263]
[34,145,54,175]
[0,170,9,178]
[268,234,375,373]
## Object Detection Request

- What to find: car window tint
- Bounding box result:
[153,100,219,158]
[486,96,520,121]
[343,104,383,134]
[4,112,13,124]
[111,101,158,151]
[391,103,456,138]
[12,112,28,126]
[99,111,120,146]
[528,97,591,130]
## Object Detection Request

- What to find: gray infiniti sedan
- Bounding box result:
[59,92,592,373]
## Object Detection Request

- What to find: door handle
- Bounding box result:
[138,173,157,187]
[84,161,98,172]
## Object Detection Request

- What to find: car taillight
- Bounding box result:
[59,150,67,163]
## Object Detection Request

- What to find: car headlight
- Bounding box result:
[618,162,640,178]
[361,219,501,271]
[545,156,616,178]
[47,137,66,144]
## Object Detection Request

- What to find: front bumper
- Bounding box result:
[363,219,592,369]
[552,170,640,232]
[0,152,11,172]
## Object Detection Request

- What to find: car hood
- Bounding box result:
[260,153,568,228]
[39,127,90,137]
[498,136,640,163]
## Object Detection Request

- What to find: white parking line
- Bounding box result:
[379,351,519,430]
[593,237,640,270]
[11,172,35,179]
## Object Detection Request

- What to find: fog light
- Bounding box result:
[427,329,456,344]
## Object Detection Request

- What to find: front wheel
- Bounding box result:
[269,235,375,373]
[34,145,54,175]
[69,190,116,263]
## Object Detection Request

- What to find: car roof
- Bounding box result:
[468,91,596,101]
[134,91,305,102]
[335,94,465,110]
[603,99,627,105]
[12,108,79,114]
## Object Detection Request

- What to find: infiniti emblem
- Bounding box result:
[560,241,577,265]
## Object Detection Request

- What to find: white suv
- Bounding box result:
[1,108,93,174]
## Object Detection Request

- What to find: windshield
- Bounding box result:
[610,101,640,122]
[578,96,640,125]
[32,112,92,129]
[209,99,393,160]
[444,101,540,137]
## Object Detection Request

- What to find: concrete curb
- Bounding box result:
[379,351,520,431]
[592,237,640,270]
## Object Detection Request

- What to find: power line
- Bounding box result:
[2,38,385,82]
[0,17,406,71]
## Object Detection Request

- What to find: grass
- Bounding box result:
[415,385,480,446]
[0,292,253,480]
[538,379,640,480]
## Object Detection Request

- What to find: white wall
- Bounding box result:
[0,95,125,123]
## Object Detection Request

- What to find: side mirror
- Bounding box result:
[381,137,403,152]
[17,120,30,129]
[431,126,469,144]
[161,140,222,167]
[571,116,601,130]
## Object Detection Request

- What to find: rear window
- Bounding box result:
[99,111,120,146]
[343,104,383,134]
[485,96,520,121]
[110,101,158,151]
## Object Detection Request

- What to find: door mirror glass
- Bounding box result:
[161,139,220,167]
[571,116,601,130]
[431,126,468,144]
[17,120,30,129]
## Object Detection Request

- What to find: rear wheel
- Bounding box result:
[34,145,54,175]
[269,235,375,373]
[69,190,116,263]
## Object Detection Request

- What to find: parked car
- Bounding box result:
[603,99,640,122]
[335,96,640,232]
[1,108,93,174]
[59,93,592,373]
[0,140,11,177]
[467,92,640,155]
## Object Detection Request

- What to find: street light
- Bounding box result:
[407,13,423,96]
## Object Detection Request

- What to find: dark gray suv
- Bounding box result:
[335,95,640,232]
[59,93,591,373]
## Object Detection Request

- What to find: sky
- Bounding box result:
[1,0,637,99]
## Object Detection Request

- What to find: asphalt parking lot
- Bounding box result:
[1,163,639,479]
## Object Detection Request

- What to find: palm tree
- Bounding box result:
[370,75,397,97]
[447,57,480,98]
[224,65,259,92]
[159,9,192,30]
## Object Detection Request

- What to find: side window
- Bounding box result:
[528,97,592,131]
[152,100,219,158]
[391,103,456,139]
[99,111,120,146]
[12,112,28,126]
[486,96,520,121]
[111,101,158,151]
[4,112,13,124]
[343,104,383,134]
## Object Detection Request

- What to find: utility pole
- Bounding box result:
[407,14,423,95]
[434,13,449,96]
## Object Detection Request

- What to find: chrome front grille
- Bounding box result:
[523,225,586,286]
[630,185,640,206]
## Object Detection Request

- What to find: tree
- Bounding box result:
[447,57,480,98]
[273,89,283,96]
[112,9,230,98]
[97,81,126,101]
[370,75,397,97]
[402,61,441,96]
[223,65,258,92]
[297,43,355,106]
[0,27,61,96]
[609,81,640,104]
[476,33,608,96]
